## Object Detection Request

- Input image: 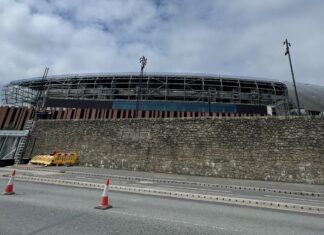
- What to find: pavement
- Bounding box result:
[1,180,324,235]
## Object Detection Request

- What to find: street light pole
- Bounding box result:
[208,88,211,116]
[283,39,301,115]
[135,86,140,118]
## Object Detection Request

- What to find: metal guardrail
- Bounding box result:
[0,130,29,137]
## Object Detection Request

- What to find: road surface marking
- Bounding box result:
[264,195,324,203]
[139,181,153,184]
[165,185,232,193]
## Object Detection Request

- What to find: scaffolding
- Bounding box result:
[1,73,289,110]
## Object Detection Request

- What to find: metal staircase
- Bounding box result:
[14,120,34,164]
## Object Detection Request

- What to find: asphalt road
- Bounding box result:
[1,180,323,235]
[3,167,324,208]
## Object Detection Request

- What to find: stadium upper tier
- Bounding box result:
[2,73,288,109]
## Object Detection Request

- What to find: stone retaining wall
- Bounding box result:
[25,117,324,184]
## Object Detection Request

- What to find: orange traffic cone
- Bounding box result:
[95,179,113,210]
[3,170,16,195]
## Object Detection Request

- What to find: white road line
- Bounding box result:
[263,195,324,203]
[165,185,232,193]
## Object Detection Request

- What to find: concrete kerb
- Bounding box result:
[2,174,324,215]
[10,166,322,198]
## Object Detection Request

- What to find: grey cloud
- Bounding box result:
[0,0,323,86]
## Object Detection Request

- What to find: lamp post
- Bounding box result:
[283,39,301,115]
[208,88,211,116]
[135,86,140,118]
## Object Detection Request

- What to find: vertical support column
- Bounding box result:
[75,109,82,119]
[26,108,33,120]
[100,109,105,119]
[3,107,15,128]
[13,108,23,129]
[66,109,73,120]
[96,109,101,119]
[102,110,107,119]
[145,111,150,119]
[62,109,68,119]
[112,110,118,119]
[56,108,62,119]
[120,110,124,119]
[83,109,88,119]
[0,107,9,128]
[16,108,27,130]
[12,108,21,129]
[138,110,143,118]
[107,109,112,119]
[125,110,129,119]
[91,109,96,120]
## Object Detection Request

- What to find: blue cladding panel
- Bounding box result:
[113,101,137,110]
[113,101,237,113]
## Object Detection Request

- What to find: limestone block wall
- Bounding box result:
[25,117,324,184]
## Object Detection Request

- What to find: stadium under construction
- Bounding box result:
[1,72,324,165]
[1,72,289,121]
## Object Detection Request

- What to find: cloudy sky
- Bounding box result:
[0,0,323,86]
